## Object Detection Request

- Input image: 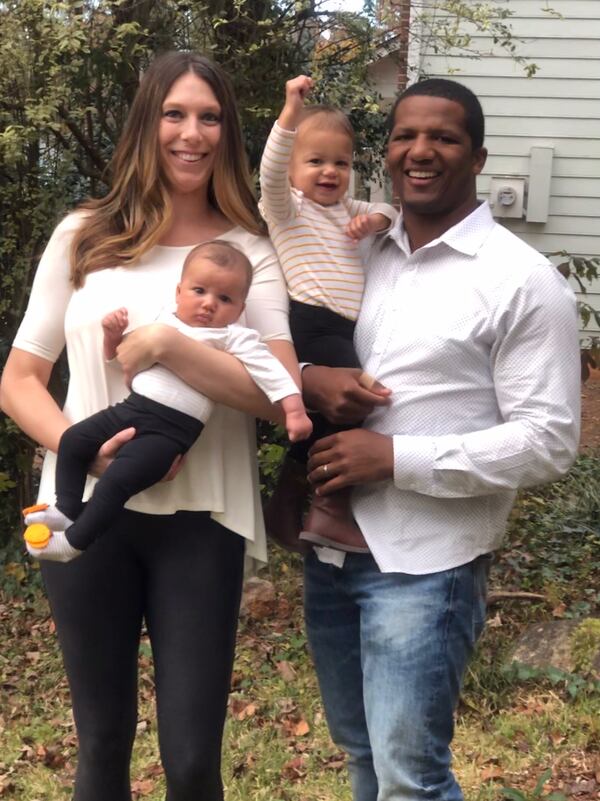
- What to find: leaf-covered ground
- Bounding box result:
[1,513,599,801]
[1,392,599,799]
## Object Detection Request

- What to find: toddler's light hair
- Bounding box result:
[298,105,355,145]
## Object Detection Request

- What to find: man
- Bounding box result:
[301,79,581,800]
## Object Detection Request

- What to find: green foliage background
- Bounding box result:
[0,0,392,550]
[1,0,597,563]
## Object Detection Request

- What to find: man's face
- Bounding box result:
[387,95,487,222]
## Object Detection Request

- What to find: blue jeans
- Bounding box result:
[304,551,490,801]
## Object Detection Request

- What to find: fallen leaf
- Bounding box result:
[487,612,502,628]
[281,756,306,781]
[293,719,310,737]
[229,698,257,721]
[131,778,154,796]
[276,661,296,682]
[481,765,504,780]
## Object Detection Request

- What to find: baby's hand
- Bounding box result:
[102,307,128,360]
[102,307,129,336]
[346,213,390,242]
[286,409,313,443]
[279,75,314,130]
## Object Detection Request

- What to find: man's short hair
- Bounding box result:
[182,240,253,296]
[387,78,485,150]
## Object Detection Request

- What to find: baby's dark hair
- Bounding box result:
[182,240,253,296]
[387,78,485,150]
[299,105,355,145]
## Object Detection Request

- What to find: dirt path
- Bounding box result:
[580,367,600,451]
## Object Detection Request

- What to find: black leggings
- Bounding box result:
[57,393,204,550]
[41,508,245,801]
[288,299,361,464]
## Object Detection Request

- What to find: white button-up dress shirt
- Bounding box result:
[352,201,581,574]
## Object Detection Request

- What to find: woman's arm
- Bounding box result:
[0,348,137,474]
[0,348,69,453]
[116,324,285,423]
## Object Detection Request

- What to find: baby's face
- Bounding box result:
[289,124,353,206]
[176,257,246,328]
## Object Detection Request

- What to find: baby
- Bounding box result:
[24,240,311,562]
[259,75,396,554]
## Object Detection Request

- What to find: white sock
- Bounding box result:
[27,530,82,563]
[24,505,73,531]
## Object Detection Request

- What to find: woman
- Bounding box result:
[0,52,298,801]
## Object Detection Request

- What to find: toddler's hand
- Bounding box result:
[285,75,313,106]
[279,75,314,130]
[346,213,388,242]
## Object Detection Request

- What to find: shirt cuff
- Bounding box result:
[392,435,435,493]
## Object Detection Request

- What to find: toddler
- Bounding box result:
[24,240,311,562]
[259,75,396,553]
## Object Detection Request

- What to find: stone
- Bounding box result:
[239,577,276,619]
[509,618,600,675]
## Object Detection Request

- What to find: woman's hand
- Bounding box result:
[88,427,185,482]
[88,428,136,477]
[116,324,174,387]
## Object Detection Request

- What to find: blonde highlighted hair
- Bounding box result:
[70,52,264,288]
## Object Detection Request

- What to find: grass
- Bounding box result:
[1,454,599,799]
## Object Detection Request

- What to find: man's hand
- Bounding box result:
[307,429,394,493]
[116,323,172,387]
[302,365,391,426]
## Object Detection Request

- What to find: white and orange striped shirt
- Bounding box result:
[260,121,396,321]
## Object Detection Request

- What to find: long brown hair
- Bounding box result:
[70,52,263,288]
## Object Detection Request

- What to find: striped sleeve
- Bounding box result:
[344,197,398,231]
[259,121,297,225]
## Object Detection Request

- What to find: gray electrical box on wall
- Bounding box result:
[526,147,554,223]
[488,177,526,218]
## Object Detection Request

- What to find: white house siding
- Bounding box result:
[412,0,600,341]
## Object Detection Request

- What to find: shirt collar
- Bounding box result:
[386,201,495,258]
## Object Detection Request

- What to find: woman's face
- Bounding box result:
[158,71,222,197]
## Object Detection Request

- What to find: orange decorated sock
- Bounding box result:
[24,527,82,563]
[24,504,73,531]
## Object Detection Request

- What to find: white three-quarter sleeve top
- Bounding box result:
[13,212,292,563]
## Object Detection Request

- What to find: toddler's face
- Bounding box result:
[289,124,353,206]
[176,257,246,328]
